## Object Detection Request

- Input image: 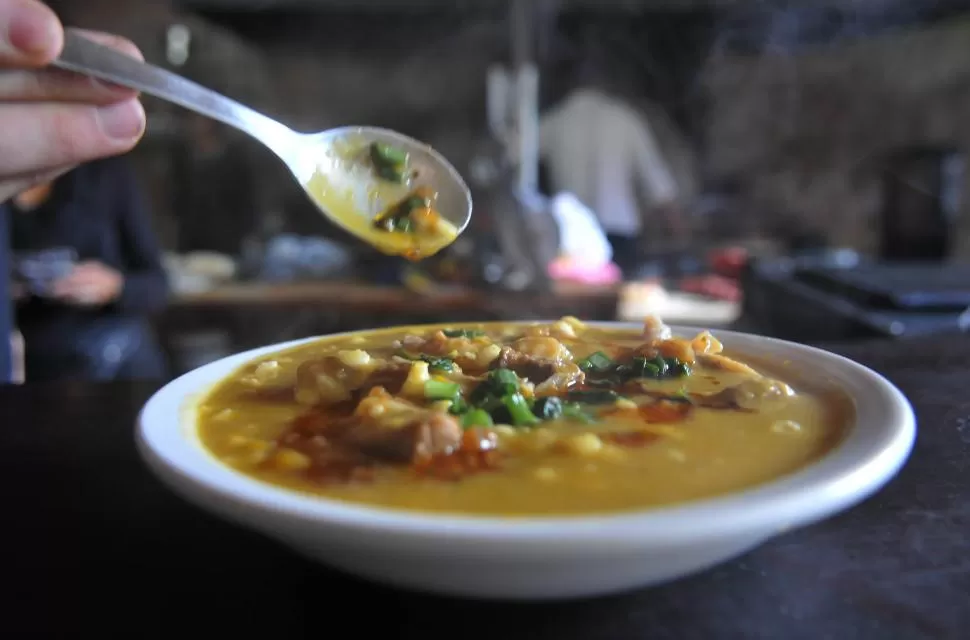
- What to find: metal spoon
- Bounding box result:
[53,28,472,257]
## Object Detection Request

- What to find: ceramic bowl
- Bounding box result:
[137,324,915,600]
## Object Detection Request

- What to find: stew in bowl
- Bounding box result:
[197,316,849,516]
[137,317,914,599]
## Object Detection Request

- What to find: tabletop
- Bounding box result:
[3,335,969,639]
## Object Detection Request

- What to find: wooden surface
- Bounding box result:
[1,335,967,638]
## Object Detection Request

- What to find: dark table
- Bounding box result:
[3,336,969,639]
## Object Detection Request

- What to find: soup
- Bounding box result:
[304,138,458,260]
[197,317,850,516]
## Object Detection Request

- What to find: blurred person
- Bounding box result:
[538,44,689,276]
[7,156,169,381]
[0,0,147,383]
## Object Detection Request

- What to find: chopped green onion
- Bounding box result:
[667,361,691,378]
[627,356,659,378]
[532,396,563,420]
[562,403,596,424]
[442,328,486,338]
[376,165,407,184]
[424,380,461,401]
[422,356,454,372]
[448,397,469,415]
[396,350,455,372]
[370,142,409,168]
[487,368,520,395]
[503,392,539,426]
[461,409,494,428]
[406,195,432,211]
[565,389,621,404]
[578,351,614,372]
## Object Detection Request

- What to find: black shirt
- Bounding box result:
[0,206,11,383]
[7,157,168,358]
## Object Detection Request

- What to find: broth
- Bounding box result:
[197,317,850,516]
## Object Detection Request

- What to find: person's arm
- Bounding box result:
[0,205,12,383]
[111,160,170,314]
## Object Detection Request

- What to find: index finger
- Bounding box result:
[0,0,63,67]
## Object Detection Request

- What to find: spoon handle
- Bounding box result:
[54,28,298,158]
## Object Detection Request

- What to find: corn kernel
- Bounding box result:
[336,349,371,367]
[564,433,603,456]
[400,361,431,398]
[530,427,557,451]
[598,444,627,462]
[273,449,311,471]
[534,467,558,482]
[479,344,502,365]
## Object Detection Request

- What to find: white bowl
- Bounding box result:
[136,324,915,600]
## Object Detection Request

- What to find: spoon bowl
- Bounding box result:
[54,29,472,257]
[288,127,472,253]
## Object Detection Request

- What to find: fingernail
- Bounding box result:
[7,1,60,54]
[96,99,145,141]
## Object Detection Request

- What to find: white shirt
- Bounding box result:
[539,88,678,236]
[548,192,612,266]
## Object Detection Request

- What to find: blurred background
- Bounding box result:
[21,0,970,379]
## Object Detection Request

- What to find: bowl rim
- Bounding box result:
[137,322,916,544]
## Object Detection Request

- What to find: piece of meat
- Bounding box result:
[494,346,555,383]
[696,352,759,376]
[692,377,794,411]
[295,357,411,405]
[642,315,672,343]
[357,361,411,395]
[342,411,462,463]
[534,362,584,396]
[413,428,501,480]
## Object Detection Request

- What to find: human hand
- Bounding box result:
[51,260,123,306]
[0,0,146,203]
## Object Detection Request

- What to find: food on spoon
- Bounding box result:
[370,186,459,259]
[198,315,849,516]
[369,141,411,184]
[303,137,461,261]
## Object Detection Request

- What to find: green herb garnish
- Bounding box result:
[396,350,456,372]
[448,397,469,415]
[424,379,461,402]
[561,402,596,424]
[503,392,539,426]
[370,141,409,167]
[565,389,622,405]
[461,409,494,428]
[578,351,613,373]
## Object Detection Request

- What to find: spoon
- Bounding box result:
[53,28,472,259]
